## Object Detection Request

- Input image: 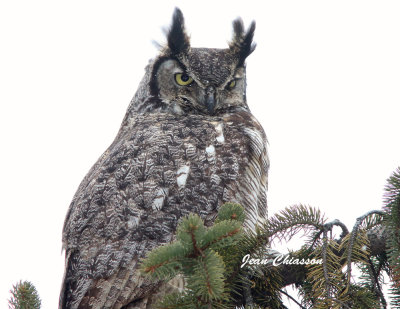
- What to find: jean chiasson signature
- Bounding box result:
[241,253,323,268]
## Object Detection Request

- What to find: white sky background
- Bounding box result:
[1,1,400,308]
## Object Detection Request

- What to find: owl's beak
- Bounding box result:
[205,86,216,115]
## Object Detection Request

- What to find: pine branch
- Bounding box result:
[265,204,326,242]
[367,256,387,308]
[383,167,400,307]
[189,250,225,301]
[279,289,306,309]
[346,210,385,284]
[141,203,245,308]
[8,281,41,309]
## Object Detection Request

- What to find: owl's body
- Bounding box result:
[60,9,269,309]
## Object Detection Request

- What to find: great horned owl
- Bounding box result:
[59,8,269,309]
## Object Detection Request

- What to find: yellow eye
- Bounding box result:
[227,79,236,89]
[175,73,193,86]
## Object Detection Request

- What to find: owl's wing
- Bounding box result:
[59,116,179,308]
[243,115,270,222]
[221,110,270,230]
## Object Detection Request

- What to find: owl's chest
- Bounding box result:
[126,114,249,180]
[102,114,253,219]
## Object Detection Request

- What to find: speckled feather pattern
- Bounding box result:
[60,8,269,309]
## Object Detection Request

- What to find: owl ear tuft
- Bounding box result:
[229,18,256,66]
[167,8,191,56]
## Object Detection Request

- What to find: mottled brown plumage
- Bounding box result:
[60,8,269,309]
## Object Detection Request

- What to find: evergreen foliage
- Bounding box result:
[8,281,41,309]
[384,167,400,307]
[141,167,400,308]
[141,202,246,308]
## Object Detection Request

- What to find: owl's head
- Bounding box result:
[140,8,256,116]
